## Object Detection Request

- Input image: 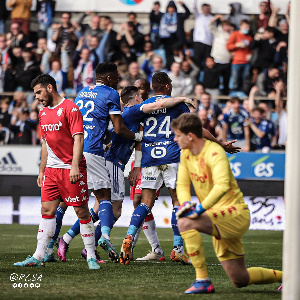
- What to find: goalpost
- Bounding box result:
[283,0,300,299]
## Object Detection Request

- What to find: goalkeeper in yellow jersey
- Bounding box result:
[171,113,282,295]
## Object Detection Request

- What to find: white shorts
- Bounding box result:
[105,160,125,201]
[84,152,111,190]
[141,163,178,190]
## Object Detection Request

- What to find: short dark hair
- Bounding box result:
[136,78,150,91]
[152,72,171,92]
[240,19,250,26]
[252,106,264,114]
[154,1,160,5]
[95,62,117,78]
[128,12,136,17]
[121,86,139,105]
[171,113,203,138]
[230,97,241,104]
[31,74,57,91]
[265,26,275,34]
[61,12,71,18]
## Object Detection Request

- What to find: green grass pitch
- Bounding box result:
[0,224,282,300]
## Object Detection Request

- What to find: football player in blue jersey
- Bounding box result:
[56,63,144,263]
[119,72,241,265]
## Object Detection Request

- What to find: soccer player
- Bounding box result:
[119,72,240,265]
[172,113,282,294]
[57,62,143,263]
[14,74,100,270]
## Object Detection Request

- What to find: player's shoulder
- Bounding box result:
[62,98,78,109]
[205,140,225,158]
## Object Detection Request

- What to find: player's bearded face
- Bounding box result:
[39,89,53,107]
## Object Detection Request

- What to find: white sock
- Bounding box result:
[143,212,163,255]
[80,218,96,260]
[33,216,56,261]
[62,233,74,245]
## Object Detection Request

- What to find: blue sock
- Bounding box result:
[90,208,99,223]
[172,206,183,247]
[94,221,101,246]
[127,203,150,238]
[98,200,114,238]
[67,219,80,238]
[48,205,66,249]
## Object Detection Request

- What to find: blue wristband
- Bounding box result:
[195,203,206,216]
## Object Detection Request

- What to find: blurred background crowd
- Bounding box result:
[0,0,288,151]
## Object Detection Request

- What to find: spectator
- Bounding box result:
[36,0,56,38]
[73,36,98,69]
[137,40,153,67]
[127,12,142,33]
[141,54,167,83]
[251,26,276,70]
[202,56,221,100]
[198,109,217,137]
[0,52,11,92]
[191,83,205,112]
[76,13,101,42]
[52,12,78,58]
[226,2,250,30]
[256,65,280,97]
[253,1,271,32]
[48,42,69,94]
[123,62,144,86]
[73,46,94,93]
[159,1,190,59]
[227,19,253,92]
[243,67,261,95]
[134,78,151,101]
[111,41,137,65]
[168,62,188,96]
[7,0,32,36]
[14,48,42,92]
[0,0,9,34]
[209,15,234,95]
[10,107,38,144]
[33,37,52,73]
[198,92,222,120]
[180,50,200,95]
[0,122,10,144]
[8,91,27,115]
[274,80,287,148]
[246,107,273,151]
[6,22,28,48]
[222,97,250,151]
[192,1,213,68]
[149,1,163,49]
[0,97,11,129]
[0,34,9,65]
[116,22,144,55]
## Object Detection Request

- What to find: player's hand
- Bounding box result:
[134,131,143,142]
[183,98,196,109]
[221,140,241,154]
[128,167,141,186]
[70,166,80,184]
[37,173,44,187]
[176,202,206,219]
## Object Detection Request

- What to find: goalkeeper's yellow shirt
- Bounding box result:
[176,140,245,209]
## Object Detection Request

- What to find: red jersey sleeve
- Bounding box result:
[65,102,84,137]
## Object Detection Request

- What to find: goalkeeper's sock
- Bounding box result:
[172,206,184,248]
[47,206,66,254]
[98,200,114,239]
[143,212,163,254]
[127,203,150,238]
[247,267,282,285]
[181,229,208,280]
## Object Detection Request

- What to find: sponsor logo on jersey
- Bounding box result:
[41,121,63,132]
[84,125,95,130]
[57,107,63,116]
[78,91,97,99]
[0,152,22,173]
[41,111,46,116]
[190,172,207,183]
[151,108,167,115]
[71,107,78,112]
[65,196,80,203]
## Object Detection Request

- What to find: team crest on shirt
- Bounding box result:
[212,152,218,156]
[57,107,63,116]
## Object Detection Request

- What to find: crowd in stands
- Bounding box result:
[0,0,288,150]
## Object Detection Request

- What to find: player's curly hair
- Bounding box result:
[152,72,171,93]
[95,62,118,78]
[121,86,139,105]
[31,74,57,91]
[171,113,203,138]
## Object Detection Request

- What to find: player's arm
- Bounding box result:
[202,128,240,154]
[110,114,142,141]
[70,133,84,184]
[176,151,192,205]
[128,142,142,186]
[37,139,47,187]
[141,97,196,113]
